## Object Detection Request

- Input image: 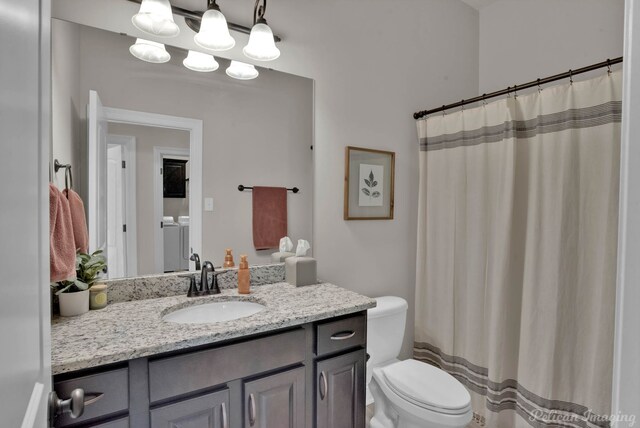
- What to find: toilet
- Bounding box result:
[367,296,472,428]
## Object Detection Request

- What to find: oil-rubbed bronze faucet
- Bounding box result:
[200,261,215,295]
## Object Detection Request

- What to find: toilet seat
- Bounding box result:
[380,359,471,415]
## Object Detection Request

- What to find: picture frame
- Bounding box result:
[344,146,395,220]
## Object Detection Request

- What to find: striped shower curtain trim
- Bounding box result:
[418,100,622,152]
[414,342,610,428]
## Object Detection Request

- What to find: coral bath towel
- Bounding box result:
[50,184,76,282]
[252,186,288,250]
[63,188,89,254]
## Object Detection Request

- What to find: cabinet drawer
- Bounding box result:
[316,314,366,357]
[149,329,306,403]
[54,368,129,427]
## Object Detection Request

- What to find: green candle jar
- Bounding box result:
[90,283,108,310]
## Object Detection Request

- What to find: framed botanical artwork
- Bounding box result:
[344,146,395,220]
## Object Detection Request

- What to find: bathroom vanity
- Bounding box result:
[51,281,375,428]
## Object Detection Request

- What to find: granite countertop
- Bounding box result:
[52,282,376,375]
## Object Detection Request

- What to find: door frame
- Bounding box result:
[611,0,640,423]
[154,147,190,273]
[106,134,138,277]
[101,107,203,272]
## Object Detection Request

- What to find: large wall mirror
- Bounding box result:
[51,18,313,279]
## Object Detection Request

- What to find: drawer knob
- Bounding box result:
[49,388,85,420]
[330,330,356,341]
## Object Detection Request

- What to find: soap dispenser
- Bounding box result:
[223,249,235,268]
[238,255,250,294]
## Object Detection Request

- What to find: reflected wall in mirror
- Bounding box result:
[51,19,314,279]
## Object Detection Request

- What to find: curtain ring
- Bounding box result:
[461,100,465,112]
[513,84,518,99]
[482,94,487,106]
[507,86,511,98]
[569,70,573,85]
[442,105,446,117]
[607,59,612,76]
[537,78,542,93]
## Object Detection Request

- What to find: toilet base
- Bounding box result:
[370,367,472,428]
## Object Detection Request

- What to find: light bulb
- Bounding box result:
[131,0,179,38]
[129,38,171,63]
[243,23,280,61]
[226,61,259,80]
[194,8,235,51]
[183,50,219,72]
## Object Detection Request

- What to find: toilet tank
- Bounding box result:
[367,296,408,368]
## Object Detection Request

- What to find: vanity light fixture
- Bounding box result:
[226,61,259,80]
[131,0,180,37]
[243,0,280,61]
[194,0,235,51]
[129,38,171,63]
[183,50,219,72]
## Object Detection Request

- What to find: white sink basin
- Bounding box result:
[163,301,266,324]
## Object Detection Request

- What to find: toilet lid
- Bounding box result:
[381,360,471,414]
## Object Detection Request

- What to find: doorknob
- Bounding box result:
[49,388,85,424]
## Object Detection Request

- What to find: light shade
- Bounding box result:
[226,61,259,80]
[131,0,179,38]
[243,23,280,61]
[194,9,235,51]
[129,38,171,63]
[183,50,219,72]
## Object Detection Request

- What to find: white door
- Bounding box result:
[87,90,108,260]
[0,0,52,426]
[107,134,138,277]
[107,145,126,278]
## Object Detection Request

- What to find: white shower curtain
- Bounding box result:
[414,71,622,428]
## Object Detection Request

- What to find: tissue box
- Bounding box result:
[285,257,317,287]
[271,251,296,263]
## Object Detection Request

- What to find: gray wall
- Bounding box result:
[479,0,625,93]
[51,19,81,192]
[52,22,314,266]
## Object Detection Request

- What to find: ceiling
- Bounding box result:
[460,0,500,10]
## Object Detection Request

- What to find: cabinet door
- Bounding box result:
[316,349,366,428]
[150,389,230,428]
[243,366,305,428]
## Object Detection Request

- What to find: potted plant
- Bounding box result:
[53,250,107,317]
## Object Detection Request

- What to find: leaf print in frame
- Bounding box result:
[358,164,384,207]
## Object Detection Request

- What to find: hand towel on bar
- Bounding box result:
[252,186,288,250]
[63,188,89,254]
[50,184,76,282]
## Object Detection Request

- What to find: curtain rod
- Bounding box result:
[413,56,623,120]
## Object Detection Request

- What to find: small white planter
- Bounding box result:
[59,290,90,317]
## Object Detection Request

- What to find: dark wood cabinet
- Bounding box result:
[163,158,188,198]
[315,350,366,428]
[150,389,230,428]
[243,367,305,428]
[52,313,367,428]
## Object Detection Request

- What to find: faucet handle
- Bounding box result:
[187,276,199,297]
